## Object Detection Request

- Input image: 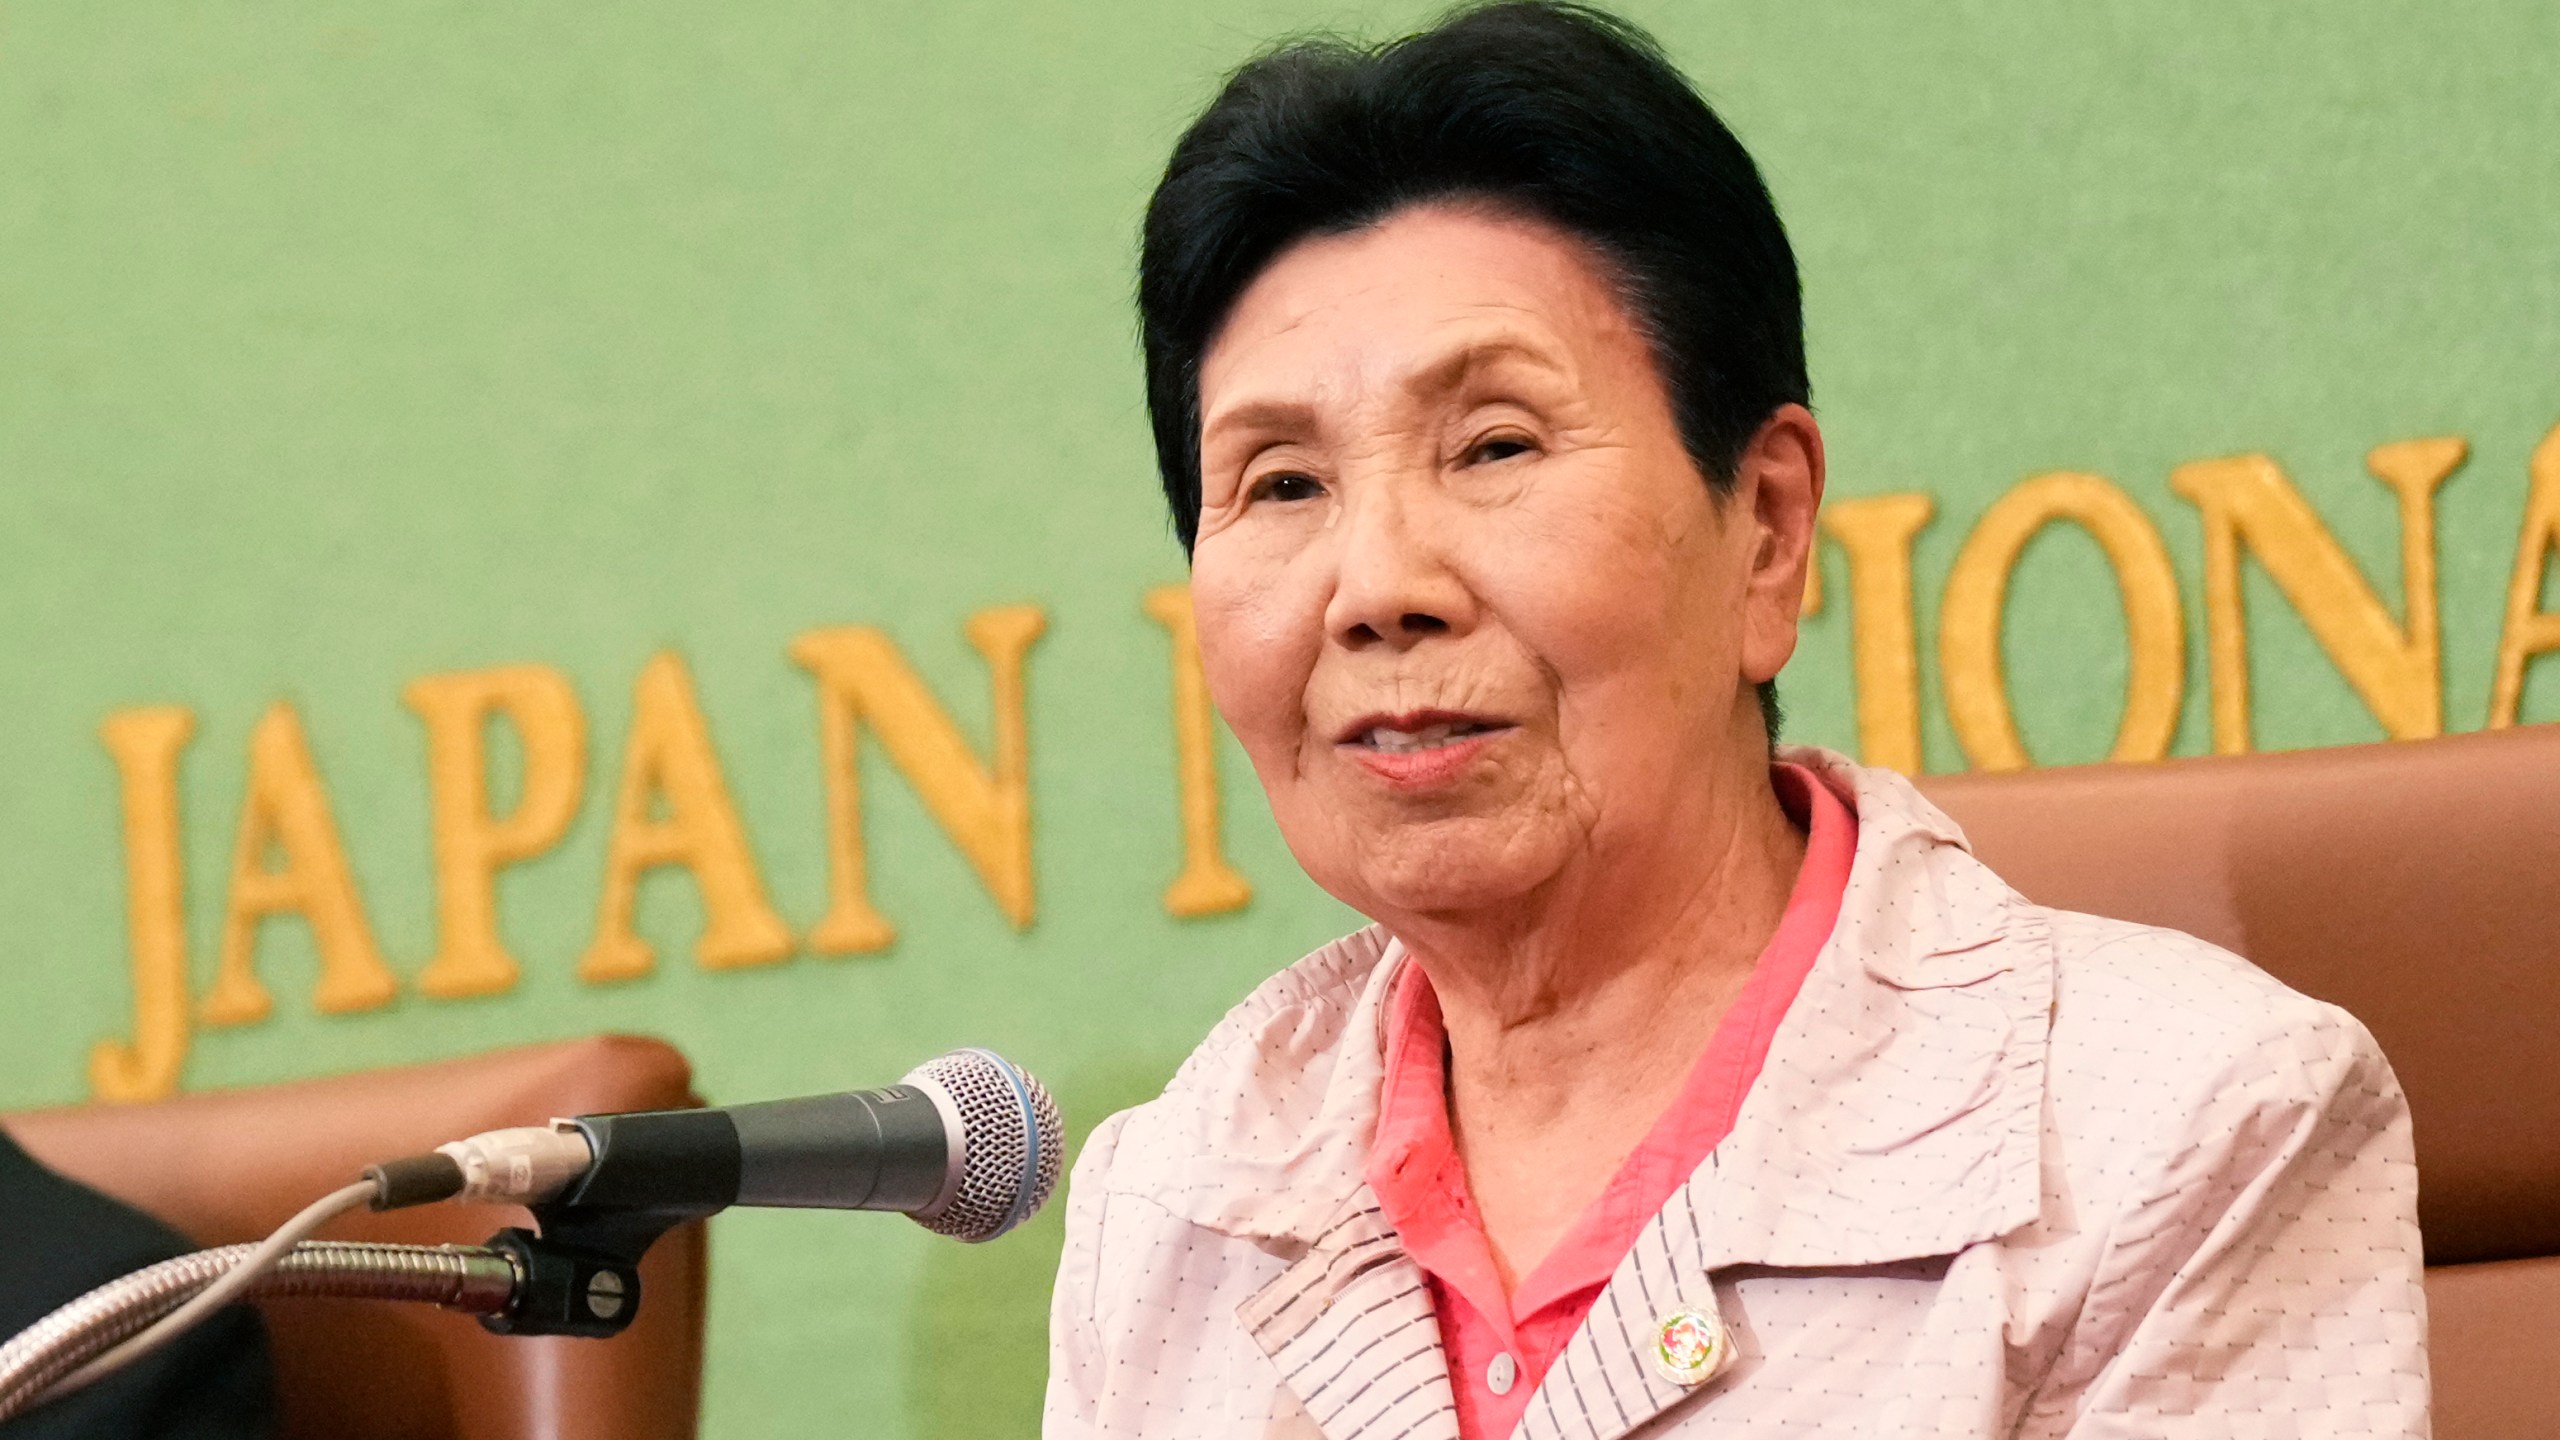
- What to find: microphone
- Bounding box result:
[394,1048,1064,1243]
[0,1049,1066,1412]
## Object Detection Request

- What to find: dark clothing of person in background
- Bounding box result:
[0,1126,277,1438]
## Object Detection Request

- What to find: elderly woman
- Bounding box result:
[1047,5,2426,1438]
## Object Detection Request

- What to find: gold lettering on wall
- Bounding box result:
[70,411,2560,1100]
[1940,473,2184,771]
[579,653,794,982]
[92,708,196,1102]
[2169,441,2463,753]
[1816,495,1935,773]
[1142,585,1252,918]
[788,605,1048,951]
[2490,422,2560,728]
[200,703,401,1025]
[404,665,587,999]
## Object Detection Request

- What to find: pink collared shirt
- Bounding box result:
[1366,763,1856,1440]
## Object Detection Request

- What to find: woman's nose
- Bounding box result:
[1322,484,1475,651]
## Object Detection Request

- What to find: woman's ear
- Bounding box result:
[1734,403,1825,685]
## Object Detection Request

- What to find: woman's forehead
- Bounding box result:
[1199,206,1649,421]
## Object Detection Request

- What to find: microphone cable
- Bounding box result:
[30,1178,380,1405]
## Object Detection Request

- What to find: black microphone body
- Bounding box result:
[560,1085,956,1216]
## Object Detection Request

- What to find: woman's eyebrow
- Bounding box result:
[1200,396,1319,452]
[1401,337,1569,402]
[1203,338,1565,449]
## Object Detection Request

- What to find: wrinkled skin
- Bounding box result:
[1188,202,1826,1287]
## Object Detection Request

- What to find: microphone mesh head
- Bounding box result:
[902,1048,1064,1243]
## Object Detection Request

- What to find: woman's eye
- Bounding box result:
[1250,472,1324,503]
[1465,436,1535,466]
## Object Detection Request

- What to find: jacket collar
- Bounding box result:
[1236,1191,1462,1440]
[1093,924,1402,1248]
[1694,745,2052,1269]
[1124,750,2053,1260]
[1502,751,2058,1438]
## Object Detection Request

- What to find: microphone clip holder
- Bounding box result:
[478,1199,706,1339]
[476,1101,740,1336]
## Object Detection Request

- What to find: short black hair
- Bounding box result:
[1138,1,1804,737]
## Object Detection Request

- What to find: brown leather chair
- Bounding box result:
[1920,724,2560,1440]
[1,1035,706,1440]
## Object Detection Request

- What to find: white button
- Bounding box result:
[1486,1351,1518,1395]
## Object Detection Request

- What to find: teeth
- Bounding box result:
[1363,722,1474,752]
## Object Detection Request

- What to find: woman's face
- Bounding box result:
[1190,204,1816,919]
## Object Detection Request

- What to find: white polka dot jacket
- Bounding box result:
[1044,748,2429,1439]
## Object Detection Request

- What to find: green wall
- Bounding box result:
[2,2,2555,1435]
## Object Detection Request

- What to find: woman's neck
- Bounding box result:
[1388,747,1807,1291]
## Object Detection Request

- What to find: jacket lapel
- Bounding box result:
[1707,749,2054,1268]
[1239,1190,1462,1440]
[1512,1185,1725,1440]
[1517,754,2058,1440]
[1098,927,1452,1438]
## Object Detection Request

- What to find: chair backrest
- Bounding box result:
[2,1034,705,1440]
[1918,725,2560,1440]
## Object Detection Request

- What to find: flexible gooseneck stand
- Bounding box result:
[0,1200,697,1423]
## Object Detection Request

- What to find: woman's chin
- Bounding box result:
[1313,821,1568,923]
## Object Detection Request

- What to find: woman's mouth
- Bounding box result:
[1357,719,1494,752]
[1335,711,1512,785]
